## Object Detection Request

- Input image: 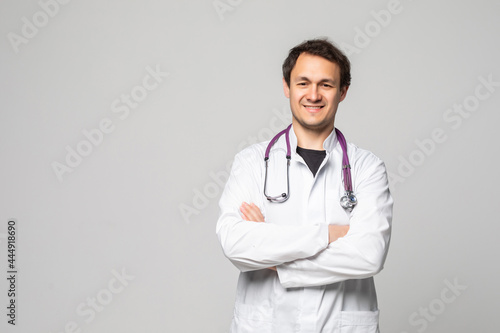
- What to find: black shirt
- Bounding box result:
[296,146,326,177]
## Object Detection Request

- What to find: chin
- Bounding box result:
[301,121,328,130]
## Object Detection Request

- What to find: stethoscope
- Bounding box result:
[263,124,357,211]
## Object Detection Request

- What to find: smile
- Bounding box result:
[303,105,324,112]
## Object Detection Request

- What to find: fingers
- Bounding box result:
[240,203,252,221]
[240,202,265,222]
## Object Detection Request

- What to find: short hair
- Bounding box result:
[282,38,351,89]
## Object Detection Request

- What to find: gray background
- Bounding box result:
[1,0,499,332]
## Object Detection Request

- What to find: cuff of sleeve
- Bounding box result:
[276,223,329,288]
[276,258,299,288]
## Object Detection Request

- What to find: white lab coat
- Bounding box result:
[216,125,393,333]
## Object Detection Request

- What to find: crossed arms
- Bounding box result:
[240,202,350,244]
[216,150,393,288]
[240,201,351,272]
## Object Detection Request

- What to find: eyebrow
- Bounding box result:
[295,76,337,85]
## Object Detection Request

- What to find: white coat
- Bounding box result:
[216,124,393,333]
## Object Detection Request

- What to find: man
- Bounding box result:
[216,38,393,332]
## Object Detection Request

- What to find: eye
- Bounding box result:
[297,82,307,86]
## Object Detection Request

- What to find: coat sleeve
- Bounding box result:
[216,149,329,272]
[276,154,393,288]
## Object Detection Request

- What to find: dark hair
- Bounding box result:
[282,38,351,89]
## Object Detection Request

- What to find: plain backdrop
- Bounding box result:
[1,0,499,332]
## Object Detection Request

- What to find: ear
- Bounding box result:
[339,85,349,102]
[282,77,290,98]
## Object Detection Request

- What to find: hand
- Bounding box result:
[240,202,265,222]
[328,225,350,244]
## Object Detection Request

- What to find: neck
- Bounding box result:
[293,120,334,150]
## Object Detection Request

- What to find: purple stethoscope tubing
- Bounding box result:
[263,124,292,203]
[264,124,357,210]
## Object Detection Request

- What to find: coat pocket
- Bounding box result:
[339,310,379,333]
[231,302,273,333]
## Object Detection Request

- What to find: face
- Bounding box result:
[283,53,348,134]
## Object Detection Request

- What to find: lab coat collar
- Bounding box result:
[288,124,339,157]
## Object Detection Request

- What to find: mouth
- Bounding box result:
[303,105,324,113]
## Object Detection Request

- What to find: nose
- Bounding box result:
[306,84,321,102]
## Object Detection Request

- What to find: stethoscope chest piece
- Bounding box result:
[340,191,357,212]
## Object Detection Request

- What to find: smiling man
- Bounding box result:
[216,38,393,333]
[284,52,347,149]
